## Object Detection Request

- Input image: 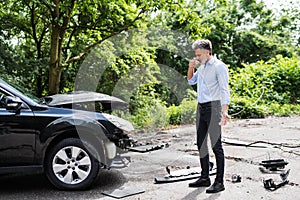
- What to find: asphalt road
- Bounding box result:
[0,169,126,200]
[1,116,300,200]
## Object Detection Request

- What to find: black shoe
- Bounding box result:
[206,182,225,193]
[189,177,211,187]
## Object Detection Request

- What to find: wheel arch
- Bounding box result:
[41,125,110,169]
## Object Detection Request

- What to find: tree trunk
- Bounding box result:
[49,25,61,95]
[36,43,43,97]
[49,0,61,95]
[48,0,75,95]
[49,23,62,95]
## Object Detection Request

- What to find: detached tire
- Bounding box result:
[45,138,100,190]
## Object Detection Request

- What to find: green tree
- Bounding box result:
[153,0,299,68]
[0,0,171,95]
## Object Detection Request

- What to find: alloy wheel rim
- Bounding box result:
[52,146,92,184]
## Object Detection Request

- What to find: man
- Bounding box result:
[187,39,230,193]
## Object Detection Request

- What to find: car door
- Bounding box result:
[0,89,36,166]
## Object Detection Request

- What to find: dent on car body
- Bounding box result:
[102,113,134,132]
[44,90,135,147]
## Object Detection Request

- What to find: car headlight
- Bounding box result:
[102,113,134,132]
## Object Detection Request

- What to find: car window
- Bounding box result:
[0,90,8,108]
[0,78,41,104]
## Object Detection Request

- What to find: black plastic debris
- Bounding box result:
[259,167,284,174]
[263,169,290,191]
[280,169,290,181]
[259,159,288,171]
[231,174,242,183]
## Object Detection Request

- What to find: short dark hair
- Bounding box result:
[192,39,212,54]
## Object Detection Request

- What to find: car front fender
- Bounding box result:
[35,115,115,166]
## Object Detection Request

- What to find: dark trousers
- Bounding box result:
[196,100,224,183]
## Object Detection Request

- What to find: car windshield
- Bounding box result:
[0,77,42,104]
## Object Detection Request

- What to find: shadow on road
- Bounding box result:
[0,169,126,199]
[181,188,206,200]
[181,188,221,200]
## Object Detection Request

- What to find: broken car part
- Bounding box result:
[231,174,242,183]
[165,162,214,177]
[109,156,131,169]
[128,143,169,153]
[263,179,288,191]
[259,159,288,171]
[263,169,290,191]
[154,169,217,184]
[280,169,290,181]
[155,162,216,184]
[259,167,286,174]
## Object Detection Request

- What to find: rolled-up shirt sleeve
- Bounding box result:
[217,64,230,105]
[187,70,198,85]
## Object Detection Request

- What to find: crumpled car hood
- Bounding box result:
[44,91,128,111]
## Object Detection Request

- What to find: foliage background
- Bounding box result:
[0,0,299,129]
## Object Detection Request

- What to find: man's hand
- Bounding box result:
[189,58,198,69]
[219,112,230,126]
[219,104,230,126]
[187,58,198,80]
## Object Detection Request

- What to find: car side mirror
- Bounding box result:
[5,96,23,112]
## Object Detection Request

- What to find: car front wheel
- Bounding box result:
[45,138,100,190]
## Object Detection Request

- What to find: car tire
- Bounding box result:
[45,138,100,190]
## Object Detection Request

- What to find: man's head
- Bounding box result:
[192,39,212,64]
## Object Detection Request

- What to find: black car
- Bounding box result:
[0,78,134,190]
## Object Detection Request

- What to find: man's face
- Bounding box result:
[195,48,209,64]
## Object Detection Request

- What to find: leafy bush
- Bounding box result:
[167,104,182,125]
[229,97,267,118]
[230,55,300,118]
[166,100,197,125]
[266,103,300,117]
[180,99,197,124]
[230,55,300,105]
[123,94,168,130]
